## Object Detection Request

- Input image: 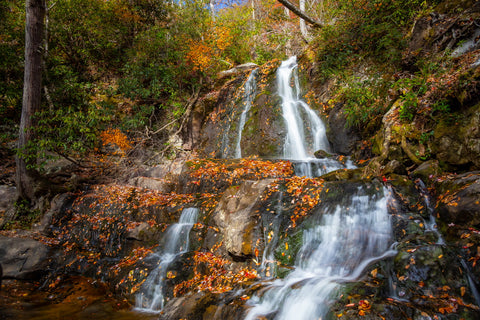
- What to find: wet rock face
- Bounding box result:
[198,60,287,159]
[213,179,274,259]
[240,92,285,157]
[325,102,361,155]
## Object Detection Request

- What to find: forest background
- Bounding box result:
[0,0,476,210]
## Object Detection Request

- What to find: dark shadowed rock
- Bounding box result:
[436,172,480,226]
[326,103,360,155]
[383,159,407,175]
[411,160,442,182]
[0,236,51,279]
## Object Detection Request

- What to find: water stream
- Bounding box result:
[277,56,330,160]
[277,56,354,177]
[135,207,199,312]
[246,187,396,320]
[242,57,397,320]
[235,69,258,158]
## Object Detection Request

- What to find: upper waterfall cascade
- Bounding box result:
[235,69,258,158]
[277,56,330,160]
[277,56,354,176]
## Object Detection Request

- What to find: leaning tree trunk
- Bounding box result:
[16,0,46,202]
[277,0,323,28]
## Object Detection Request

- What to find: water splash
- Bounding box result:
[245,187,396,320]
[235,69,258,158]
[135,208,198,312]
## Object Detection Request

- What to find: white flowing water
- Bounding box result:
[135,207,198,312]
[235,69,258,158]
[415,179,445,245]
[276,56,353,177]
[246,187,396,320]
[277,56,330,160]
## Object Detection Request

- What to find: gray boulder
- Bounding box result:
[0,236,51,279]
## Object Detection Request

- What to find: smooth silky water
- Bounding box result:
[243,57,396,319]
[235,69,258,158]
[246,187,396,320]
[276,56,353,177]
[135,207,199,312]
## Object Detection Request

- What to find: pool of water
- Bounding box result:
[0,278,157,320]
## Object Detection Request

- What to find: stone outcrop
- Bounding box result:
[435,172,480,226]
[0,236,52,279]
[198,60,286,158]
[213,179,274,259]
[325,102,361,155]
[431,105,480,170]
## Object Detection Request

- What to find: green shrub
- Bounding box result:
[338,77,389,130]
[313,0,442,78]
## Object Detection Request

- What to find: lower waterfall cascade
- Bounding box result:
[135,207,199,312]
[245,186,396,320]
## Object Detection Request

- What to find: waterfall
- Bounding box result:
[277,56,330,160]
[235,69,258,158]
[245,187,396,320]
[277,56,354,177]
[135,207,198,312]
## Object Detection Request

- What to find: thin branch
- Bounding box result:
[55,151,90,168]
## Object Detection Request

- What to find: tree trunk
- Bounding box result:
[299,0,309,39]
[277,0,323,28]
[16,0,46,202]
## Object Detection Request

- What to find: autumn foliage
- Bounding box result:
[173,250,258,295]
[100,128,132,154]
[186,23,233,72]
[186,158,294,190]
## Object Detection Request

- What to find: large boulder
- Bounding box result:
[0,236,52,279]
[213,179,274,260]
[431,105,480,170]
[325,102,361,155]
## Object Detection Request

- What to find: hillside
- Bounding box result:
[1,0,480,319]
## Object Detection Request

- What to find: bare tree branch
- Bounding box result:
[277,0,323,28]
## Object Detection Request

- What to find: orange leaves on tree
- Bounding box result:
[100,128,132,154]
[186,23,232,73]
[186,41,213,72]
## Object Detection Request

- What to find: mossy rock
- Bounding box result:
[321,168,364,182]
[410,160,442,183]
